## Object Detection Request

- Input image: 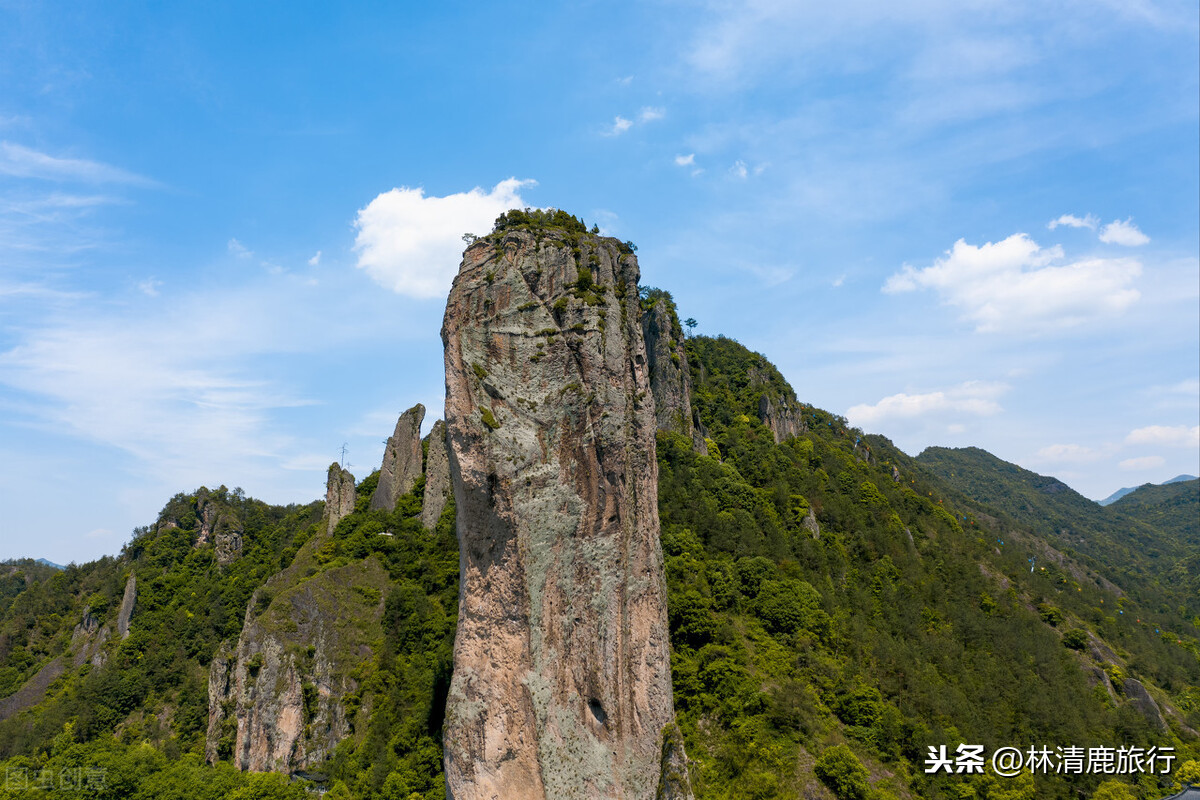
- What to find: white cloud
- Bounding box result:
[308,251,321,266]
[883,233,1141,333]
[607,116,633,136]
[138,278,162,297]
[846,380,1008,426]
[1035,443,1108,463]
[1047,213,1097,230]
[675,154,696,166]
[832,274,845,287]
[1119,455,1165,471]
[616,75,634,86]
[731,160,748,178]
[1099,218,1149,246]
[353,178,534,299]
[639,107,665,122]
[1125,425,1200,448]
[0,142,150,185]
[228,238,252,258]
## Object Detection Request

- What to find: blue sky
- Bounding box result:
[1,1,1196,564]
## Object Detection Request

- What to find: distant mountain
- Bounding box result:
[34,558,64,570]
[916,446,1198,619]
[1099,485,1137,506]
[1099,474,1198,506]
[1110,478,1199,546]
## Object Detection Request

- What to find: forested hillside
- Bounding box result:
[0,293,1195,799]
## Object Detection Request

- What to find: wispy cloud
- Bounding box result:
[1099,218,1149,246]
[846,380,1008,427]
[1119,455,1165,471]
[639,107,665,122]
[674,154,695,166]
[308,251,321,266]
[1034,443,1112,464]
[353,178,535,299]
[0,142,151,185]
[606,116,633,136]
[883,233,1141,333]
[1047,213,1097,230]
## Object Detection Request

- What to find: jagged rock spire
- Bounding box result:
[442,225,692,800]
[420,419,451,529]
[325,463,355,535]
[371,403,425,512]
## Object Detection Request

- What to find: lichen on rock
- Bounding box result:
[442,220,692,799]
[421,419,452,529]
[371,403,425,512]
[325,463,355,536]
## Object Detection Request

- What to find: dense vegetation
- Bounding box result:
[657,334,1198,799]
[0,300,1195,798]
[916,448,1199,624]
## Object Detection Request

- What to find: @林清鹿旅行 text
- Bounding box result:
[924,744,1176,777]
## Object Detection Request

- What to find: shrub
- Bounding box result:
[814,744,871,800]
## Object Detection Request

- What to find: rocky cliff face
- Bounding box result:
[205,556,387,773]
[421,419,452,529]
[205,463,388,774]
[640,297,707,454]
[116,573,136,639]
[371,404,426,512]
[325,464,356,535]
[748,365,806,443]
[441,225,691,799]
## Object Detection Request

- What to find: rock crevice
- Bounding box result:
[442,226,691,800]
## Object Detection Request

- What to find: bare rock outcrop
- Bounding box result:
[640,296,707,455]
[205,557,388,773]
[442,225,691,799]
[117,573,136,639]
[190,488,245,565]
[325,463,356,535]
[371,404,425,512]
[750,364,806,443]
[1122,677,1167,732]
[70,607,110,667]
[421,419,452,529]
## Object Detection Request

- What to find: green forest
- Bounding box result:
[0,293,1195,799]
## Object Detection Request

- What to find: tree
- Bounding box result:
[814,744,871,800]
[1090,779,1137,800]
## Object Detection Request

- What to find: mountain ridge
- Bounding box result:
[0,214,1194,799]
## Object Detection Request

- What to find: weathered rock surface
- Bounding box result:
[750,364,806,443]
[1122,677,1167,732]
[371,404,425,512]
[421,419,452,529]
[0,657,67,722]
[70,607,110,668]
[640,298,707,455]
[442,226,691,799]
[205,555,388,773]
[641,299,690,437]
[189,488,245,565]
[325,463,356,535]
[117,573,136,639]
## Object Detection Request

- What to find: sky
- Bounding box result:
[0,1,1197,564]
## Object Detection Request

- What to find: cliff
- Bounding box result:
[640,291,707,454]
[371,404,426,512]
[441,218,692,799]
[205,464,387,774]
